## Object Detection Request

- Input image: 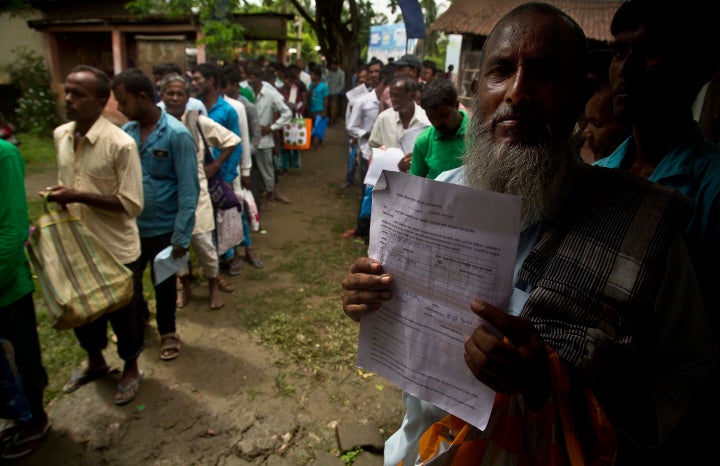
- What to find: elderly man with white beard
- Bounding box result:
[340,3,715,465]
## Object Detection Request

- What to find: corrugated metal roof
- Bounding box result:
[431,0,625,42]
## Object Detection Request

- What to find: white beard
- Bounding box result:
[463,115,571,227]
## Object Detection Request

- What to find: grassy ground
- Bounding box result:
[19,131,365,407]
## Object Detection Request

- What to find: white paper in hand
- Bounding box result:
[153,246,188,285]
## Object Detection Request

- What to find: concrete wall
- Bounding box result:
[0,10,46,84]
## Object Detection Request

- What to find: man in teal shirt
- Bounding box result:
[409,78,468,180]
[112,69,199,362]
[593,2,720,463]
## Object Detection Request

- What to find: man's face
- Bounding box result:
[367,64,381,87]
[397,65,418,80]
[356,69,367,87]
[425,104,461,135]
[64,71,106,124]
[246,73,261,93]
[464,11,583,225]
[581,86,629,162]
[190,71,211,98]
[112,83,141,121]
[421,66,435,82]
[224,81,240,99]
[161,81,189,120]
[609,23,672,119]
[475,13,583,149]
[390,82,414,112]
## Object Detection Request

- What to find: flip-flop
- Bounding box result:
[114,371,143,406]
[244,254,264,269]
[0,420,19,444]
[160,333,181,361]
[1,420,51,460]
[227,261,243,276]
[62,364,111,393]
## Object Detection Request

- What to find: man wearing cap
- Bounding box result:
[382,54,421,112]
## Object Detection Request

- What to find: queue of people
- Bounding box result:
[0,57,313,459]
[3,0,720,462]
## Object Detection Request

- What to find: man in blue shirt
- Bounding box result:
[191,63,256,276]
[112,69,199,362]
[191,63,242,185]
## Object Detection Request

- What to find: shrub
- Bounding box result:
[5,47,60,134]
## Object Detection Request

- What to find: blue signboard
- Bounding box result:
[367,23,418,64]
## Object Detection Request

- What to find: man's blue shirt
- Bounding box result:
[122,109,199,247]
[594,122,720,310]
[207,95,242,183]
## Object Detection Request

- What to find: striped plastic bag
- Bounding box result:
[26,197,133,330]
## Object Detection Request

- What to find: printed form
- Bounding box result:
[357,171,521,430]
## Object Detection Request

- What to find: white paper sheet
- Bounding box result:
[357,171,522,430]
[346,83,370,104]
[153,246,189,285]
[363,147,404,186]
[399,124,427,154]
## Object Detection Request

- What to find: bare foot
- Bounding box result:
[176,275,192,308]
[208,277,226,310]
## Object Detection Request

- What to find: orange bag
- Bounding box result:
[414,346,617,466]
[282,115,312,150]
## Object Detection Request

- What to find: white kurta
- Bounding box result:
[182,113,241,234]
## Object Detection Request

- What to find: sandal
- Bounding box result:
[62,363,111,393]
[160,333,181,361]
[0,420,19,444]
[1,419,51,460]
[226,261,242,276]
[217,276,235,293]
[114,371,143,406]
[244,252,264,269]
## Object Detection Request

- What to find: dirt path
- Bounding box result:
[18,124,404,465]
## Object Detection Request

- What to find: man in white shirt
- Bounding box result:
[245,65,292,204]
[346,66,393,191]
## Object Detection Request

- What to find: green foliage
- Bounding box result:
[4,48,60,135]
[340,446,364,464]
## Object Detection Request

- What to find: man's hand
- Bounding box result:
[464,300,551,409]
[260,125,272,136]
[171,244,188,259]
[240,176,252,190]
[341,257,393,322]
[398,153,412,172]
[204,160,221,179]
[41,185,78,207]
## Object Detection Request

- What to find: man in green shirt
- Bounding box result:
[0,139,51,459]
[409,78,468,180]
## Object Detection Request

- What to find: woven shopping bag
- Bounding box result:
[26,196,133,330]
[282,115,312,150]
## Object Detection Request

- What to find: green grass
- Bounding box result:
[16,132,56,173]
[21,135,367,408]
